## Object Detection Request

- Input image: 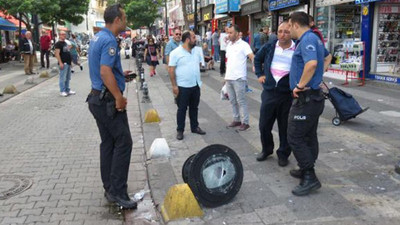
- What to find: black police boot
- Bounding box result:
[256,152,272,161]
[110,193,138,209]
[104,191,116,203]
[292,169,321,196]
[290,168,304,179]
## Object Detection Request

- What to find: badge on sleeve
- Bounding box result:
[108,47,116,56]
[306,44,316,51]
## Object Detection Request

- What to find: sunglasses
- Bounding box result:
[175,33,182,36]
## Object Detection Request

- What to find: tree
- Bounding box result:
[0,0,89,31]
[108,0,163,29]
[180,0,189,30]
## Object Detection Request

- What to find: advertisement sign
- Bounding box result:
[216,0,229,14]
[242,0,263,16]
[269,0,300,11]
[229,0,241,12]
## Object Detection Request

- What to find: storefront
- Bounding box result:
[368,0,400,81]
[269,0,311,30]
[215,0,241,27]
[242,0,271,47]
[200,4,214,36]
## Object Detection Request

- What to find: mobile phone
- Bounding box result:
[126,72,137,79]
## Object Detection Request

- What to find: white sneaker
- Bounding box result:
[60,92,68,97]
[68,90,76,95]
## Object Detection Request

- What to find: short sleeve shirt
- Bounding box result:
[225,39,253,80]
[289,30,326,90]
[164,40,181,57]
[55,40,72,65]
[168,46,202,88]
[88,28,125,91]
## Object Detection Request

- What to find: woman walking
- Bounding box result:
[144,37,160,77]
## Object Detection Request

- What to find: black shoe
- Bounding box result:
[80,65,83,71]
[191,127,206,135]
[290,168,303,179]
[395,160,400,174]
[104,191,116,203]
[292,169,321,196]
[71,70,75,73]
[278,157,289,167]
[256,152,272,161]
[111,193,138,209]
[177,131,184,140]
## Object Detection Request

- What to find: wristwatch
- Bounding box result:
[296,84,305,90]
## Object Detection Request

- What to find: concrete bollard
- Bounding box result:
[39,71,50,78]
[149,138,170,158]
[141,82,151,103]
[51,67,59,74]
[24,76,35,85]
[3,85,18,94]
[144,108,160,123]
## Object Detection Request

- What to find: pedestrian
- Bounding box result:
[219,26,228,76]
[309,15,324,42]
[69,34,83,73]
[287,12,331,196]
[254,21,295,165]
[144,37,160,77]
[269,29,278,42]
[86,3,137,209]
[55,31,75,97]
[206,28,212,50]
[225,24,255,131]
[260,26,269,46]
[21,31,35,75]
[202,43,214,70]
[168,30,206,140]
[164,28,182,65]
[40,30,51,69]
[161,36,169,65]
[212,29,220,62]
[253,29,263,54]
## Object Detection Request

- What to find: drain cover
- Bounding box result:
[0,175,33,200]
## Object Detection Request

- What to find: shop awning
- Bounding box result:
[0,17,17,31]
[269,0,300,11]
[0,12,26,28]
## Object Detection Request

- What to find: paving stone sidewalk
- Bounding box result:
[138,64,400,225]
[0,58,159,225]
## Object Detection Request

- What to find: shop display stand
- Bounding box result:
[342,41,365,86]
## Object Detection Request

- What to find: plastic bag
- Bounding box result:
[220,84,229,101]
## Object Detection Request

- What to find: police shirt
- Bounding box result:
[289,30,326,90]
[88,28,125,91]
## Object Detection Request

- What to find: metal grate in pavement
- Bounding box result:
[0,175,33,200]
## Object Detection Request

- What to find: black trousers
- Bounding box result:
[287,90,325,170]
[40,49,50,68]
[220,50,226,74]
[259,90,292,159]
[177,86,200,132]
[87,94,133,196]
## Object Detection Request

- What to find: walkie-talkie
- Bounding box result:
[99,86,107,100]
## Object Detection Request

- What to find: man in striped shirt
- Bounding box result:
[253,21,295,166]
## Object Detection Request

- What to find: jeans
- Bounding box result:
[59,63,71,93]
[40,49,50,68]
[226,79,249,124]
[259,90,292,159]
[87,94,133,196]
[176,86,200,132]
[213,45,220,62]
[287,90,325,169]
[220,50,226,74]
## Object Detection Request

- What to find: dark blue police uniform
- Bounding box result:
[287,30,326,171]
[87,28,132,197]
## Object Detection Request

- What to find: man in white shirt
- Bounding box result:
[225,24,255,131]
[219,26,228,76]
[206,29,212,50]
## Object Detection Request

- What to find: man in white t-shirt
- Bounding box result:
[206,29,212,50]
[219,26,228,76]
[225,24,255,131]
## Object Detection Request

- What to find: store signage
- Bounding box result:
[241,0,263,16]
[368,74,400,84]
[216,0,240,14]
[316,0,355,7]
[269,0,300,11]
[355,0,383,4]
[201,4,214,22]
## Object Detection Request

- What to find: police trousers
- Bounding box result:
[287,89,325,170]
[87,93,133,196]
[259,90,292,159]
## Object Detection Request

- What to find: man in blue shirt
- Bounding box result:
[168,30,206,140]
[287,12,331,196]
[164,28,182,65]
[253,29,262,54]
[87,3,137,209]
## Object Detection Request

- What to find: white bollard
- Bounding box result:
[149,138,170,158]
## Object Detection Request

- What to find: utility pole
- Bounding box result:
[194,0,198,32]
[165,0,168,36]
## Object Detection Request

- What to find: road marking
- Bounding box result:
[379,111,400,117]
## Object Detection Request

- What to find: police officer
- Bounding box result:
[87,3,136,209]
[287,12,331,196]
